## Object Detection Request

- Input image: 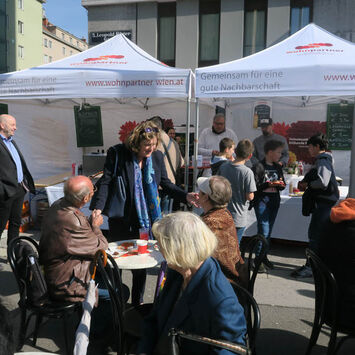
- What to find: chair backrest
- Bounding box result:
[7,236,49,307]
[230,281,260,354]
[305,249,339,327]
[168,328,250,355]
[239,234,267,295]
[95,251,125,355]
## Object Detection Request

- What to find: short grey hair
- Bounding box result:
[213,113,225,122]
[206,175,232,208]
[152,212,217,269]
[63,179,90,205]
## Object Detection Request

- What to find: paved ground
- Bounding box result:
[1,230,355,354]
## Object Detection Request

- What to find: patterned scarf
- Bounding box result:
[133,154,162,233]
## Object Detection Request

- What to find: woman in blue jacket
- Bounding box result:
[137,212,246,355]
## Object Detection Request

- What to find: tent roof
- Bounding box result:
[0,34,191,99]
[195,23,355,98]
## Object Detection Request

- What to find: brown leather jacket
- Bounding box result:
[39,198,108,302]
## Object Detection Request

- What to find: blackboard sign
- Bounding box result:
[0,103,8,114]
[326,103,353,150]
[253,101,272,128]
[74,105,103,147]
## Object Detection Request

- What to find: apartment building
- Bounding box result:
[81,0,355,69]
[42,18,88,64]
[0,0,45,73]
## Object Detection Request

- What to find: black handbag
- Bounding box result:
[90,146,126,218]
[103,147,126,218]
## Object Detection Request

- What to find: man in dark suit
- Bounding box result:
[0,114,35,246]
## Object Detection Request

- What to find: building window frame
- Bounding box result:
[48,40,52,48]
[157,2,176,67]
[18,0,24,10]
[243,0,267,57]
[62,47,66,55]
[18,45,24,59]
[18,20,24,34]
[44,38,48,47]
[290,0,313,35]
[44,54,48,64]
[198,0,221,67]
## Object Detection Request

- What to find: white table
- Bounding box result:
[244,186,349,242]
[108,240,165,270]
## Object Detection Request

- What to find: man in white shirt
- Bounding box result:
[198,113,238,164]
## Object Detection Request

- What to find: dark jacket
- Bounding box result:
[92,144,187,233]
[302,152,339,205]
[138,258,246,355]
[39,198,108,302]
[0,138,35,200]
[318,199,355,329]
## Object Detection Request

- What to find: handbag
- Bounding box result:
[90,146,126,218]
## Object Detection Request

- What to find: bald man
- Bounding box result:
[39,176,108,302]
[0,114,35,245]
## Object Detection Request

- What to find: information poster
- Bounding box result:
[326,103,353,150]
[74,105,103,147]
[252,101,272,128]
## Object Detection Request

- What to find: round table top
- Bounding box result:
[107,239,165,270]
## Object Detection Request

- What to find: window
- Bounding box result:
[44,54,48,63]
[44,38,48,47]
[18,20,24,34]
[77,40,79,47]
[199,0,220,67]
[70,37,72,44]
[243,0,267,57]
[62,47,66,55]
[49,40,52,48]
[18,45,24,58]
[62,33,65,40]
[18,0,24,10]
[290,0,313,35]
[70,50,73,55]
[49,56,52,62]
[158,2,176,67]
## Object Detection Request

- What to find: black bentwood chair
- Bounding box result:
[168,329,251,355]
[230,281,261,355]
[305,249,355,355]
[239,234,268,295]
[7,236,81,354]
[92,250,126,355]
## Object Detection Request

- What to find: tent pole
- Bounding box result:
[184,97,191,193]
[193,98,200,192]
[349,98,355,197]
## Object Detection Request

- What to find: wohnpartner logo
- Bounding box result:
[70,54,127,66]
[286,42,343,54]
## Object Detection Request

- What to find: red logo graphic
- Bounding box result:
[295,43,333,50]
[83,55,125,62]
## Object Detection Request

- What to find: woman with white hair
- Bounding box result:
[137,212,246,355]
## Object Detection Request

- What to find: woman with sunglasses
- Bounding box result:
[93,121,199,305]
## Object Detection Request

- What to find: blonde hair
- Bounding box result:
[152,212,217,269]
[125,121,161,153]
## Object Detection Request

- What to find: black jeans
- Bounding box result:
[0,184,26,245]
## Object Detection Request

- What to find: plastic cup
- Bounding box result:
[137,240,148,254]
[139,227,149,241]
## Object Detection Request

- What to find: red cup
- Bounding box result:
[139,227,149,241]
[137,240,148,254]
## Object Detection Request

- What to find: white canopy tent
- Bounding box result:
[195,23,355,196]
[0,34,202,185]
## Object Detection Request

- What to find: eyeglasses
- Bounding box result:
[144,127,159,133]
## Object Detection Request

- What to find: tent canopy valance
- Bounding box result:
[195,23,355,98]
[0,34,191,99]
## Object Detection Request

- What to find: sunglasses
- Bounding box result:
[144,127,159,133]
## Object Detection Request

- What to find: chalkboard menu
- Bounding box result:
[0,103,8,114]
[253,101,272,128]
[326,103,353,150]
[74,105,103,147]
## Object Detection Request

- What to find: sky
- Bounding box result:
[43,0,88,40]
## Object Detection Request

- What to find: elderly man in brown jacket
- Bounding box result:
[39,176,108,302]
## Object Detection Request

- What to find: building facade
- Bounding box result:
[82,0,355,69]
[0,0,45,73]
[42,18,88,64]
